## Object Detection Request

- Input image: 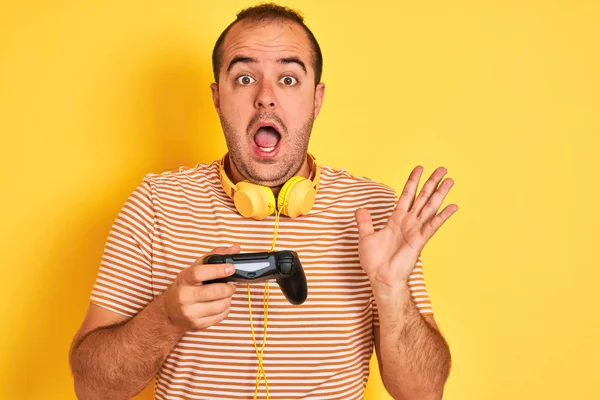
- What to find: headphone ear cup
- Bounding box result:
[278,177,316,218]
[234,181,276,220]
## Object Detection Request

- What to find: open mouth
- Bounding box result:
[253,125,281,154]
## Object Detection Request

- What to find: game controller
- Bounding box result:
[202,250,308,305]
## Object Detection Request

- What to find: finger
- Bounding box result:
[184,263,236,285]
[189,296,232,318]
[418,178,454,222]
[214,244,241,255]
[191,244,242,267]
[410,167,448,214]
[184,244,241,284]
[396,166,424,212]
[421,204,459,240]
[355,208,374,239]
[183,282,236,303]
[190,307,232,331]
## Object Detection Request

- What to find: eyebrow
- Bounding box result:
[227,56,257,73]
[226,56,307,75]
[279,57,307,74]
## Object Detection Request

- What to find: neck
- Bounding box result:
[226,155,311,197]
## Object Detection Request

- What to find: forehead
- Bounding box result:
[221,20,313,67]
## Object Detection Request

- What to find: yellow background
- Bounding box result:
[1,1,598,399]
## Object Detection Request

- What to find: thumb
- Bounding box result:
[355,208,374,239]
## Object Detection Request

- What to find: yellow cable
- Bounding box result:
[248,283,268,399]
[248,205,284,399]
[270,207,281,251]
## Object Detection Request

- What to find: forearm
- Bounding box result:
[376,287,451,400]
[69,295,184,400]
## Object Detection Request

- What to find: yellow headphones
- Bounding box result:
[220,153,321,220]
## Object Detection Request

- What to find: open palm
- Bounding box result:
[355,166,458,289]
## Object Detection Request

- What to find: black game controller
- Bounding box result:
[202,250,308,305]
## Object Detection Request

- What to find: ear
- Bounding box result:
[210,82,220,112]
[313,82,326,119]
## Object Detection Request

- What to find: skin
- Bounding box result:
[69,17,455,400]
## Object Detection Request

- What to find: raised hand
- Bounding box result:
[355,166,458,292]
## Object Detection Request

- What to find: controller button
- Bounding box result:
[247,272,256,278]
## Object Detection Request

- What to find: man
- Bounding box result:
[70,3,456,400]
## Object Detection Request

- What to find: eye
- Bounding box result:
[280,76,298,86]
[236,75,256,85]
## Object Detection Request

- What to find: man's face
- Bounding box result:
[211,20,325,187]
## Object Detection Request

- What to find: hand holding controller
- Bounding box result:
[203,250,308,305]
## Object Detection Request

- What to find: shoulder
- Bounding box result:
[318,164,397,201]
[316,164,397,226]
[142,160,221,190]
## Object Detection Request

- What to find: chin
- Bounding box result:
[248,172,289,188]
[244,162,294,187]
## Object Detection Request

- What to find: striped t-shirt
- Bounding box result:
[90,158,433,400]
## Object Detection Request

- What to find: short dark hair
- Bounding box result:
[212,3,323,86]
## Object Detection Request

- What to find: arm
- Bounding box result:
[69,245,240,400]
[69,298,183,400]
[373,288,451,400]
[355,165,458,399]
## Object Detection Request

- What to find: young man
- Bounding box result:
[70,4,456,400]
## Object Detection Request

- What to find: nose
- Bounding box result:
[254,82,276,110]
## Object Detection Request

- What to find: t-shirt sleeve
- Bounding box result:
[371,192,434,327]
[90,177,155,318]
